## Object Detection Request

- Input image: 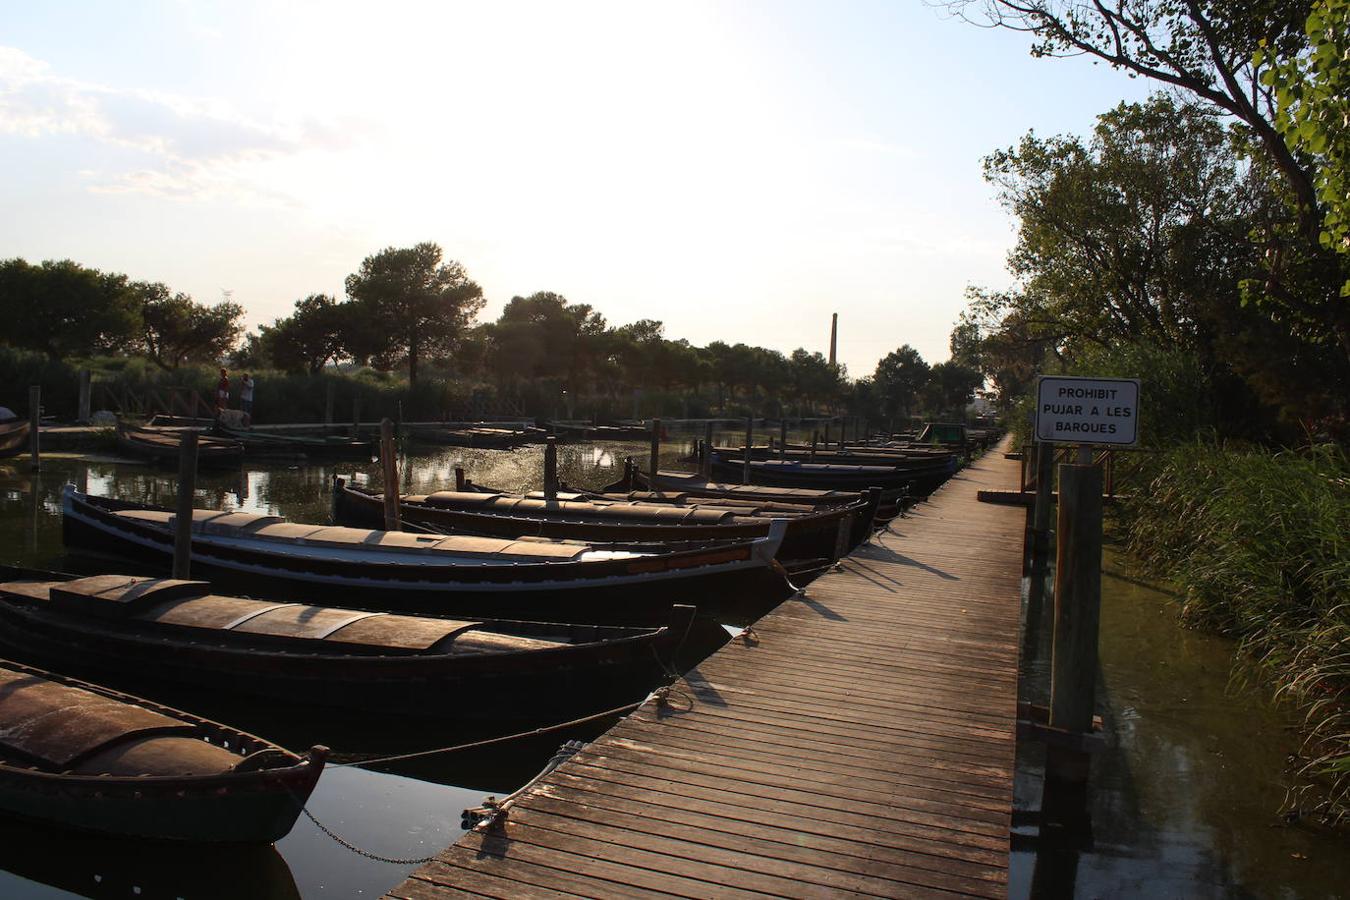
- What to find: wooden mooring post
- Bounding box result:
[700,421,713,481]
[380,418,400,532]
[779,418,788,460]
[810,429,818,463]
[648,418,661,491]
[77,370,91,423]
[742,416,753,485]
[172,432,198,580]
[1043,446,1103,820]
[1022,441,1056,664]
[543,436,559,500]
[27,385,40,472]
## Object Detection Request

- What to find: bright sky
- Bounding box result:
[0,0,1147,378]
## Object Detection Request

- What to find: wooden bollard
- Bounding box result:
[380,418,400,531]
[77,370,91,423]
[700,422,713,481]
[1023,441,1056,662]
[648,418,661,491]
[454,467,466,491]
[1047,455,1103,785]
[543,437,559,500]
[27,385,40,472]
[779,419,788,461]
[172,431,198,580]
[742,416,753,485]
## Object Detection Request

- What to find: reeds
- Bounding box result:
[1127,441,1350,822]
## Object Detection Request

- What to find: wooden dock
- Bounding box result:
[389,441,1025,899]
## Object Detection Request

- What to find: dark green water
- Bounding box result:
[1012,544,1348,899]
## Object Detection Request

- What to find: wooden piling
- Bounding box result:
[380,418,400,531]
[810,429,818,462]
[1046,455,1103,794]
[700,422,713,481]
[648,418,661,491]
[543,437,559,500]
[172,432,198,580]
[1023,441,1056,663]
[77,370,91,423]
[742,416,753,485]
[823,421,830,446]
[454,467,466,491]
[779,418,788,460]
[27,385,40,472]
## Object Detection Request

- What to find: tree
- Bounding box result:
[1266,0,1350,291]
[344,243,484,386]
[952,0,1350,361]
[923,361,985,416]
[488,292,608,390]
[873,345,930,420]
[984,97,1256,353]
[257,294,349,373]
[137,284,245,369]
[0,258,141,358]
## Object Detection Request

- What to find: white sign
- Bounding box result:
[1035,376,1140,445]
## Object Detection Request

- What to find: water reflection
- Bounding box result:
[1013,541,1348,899]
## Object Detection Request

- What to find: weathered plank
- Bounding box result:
[388,438,1025,898]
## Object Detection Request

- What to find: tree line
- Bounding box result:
[0,243,984,422]
[950,0,1350,440]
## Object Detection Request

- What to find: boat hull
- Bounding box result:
[62,492,789,625]
[331,480,875,569]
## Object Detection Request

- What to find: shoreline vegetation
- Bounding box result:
[1124,444,1350,825]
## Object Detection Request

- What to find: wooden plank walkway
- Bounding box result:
[390,440,1025,899]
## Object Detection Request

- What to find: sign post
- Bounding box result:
[1033,375,1139,825]
[1035,376,1139,446]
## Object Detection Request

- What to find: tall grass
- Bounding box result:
[1126,442,1350,822]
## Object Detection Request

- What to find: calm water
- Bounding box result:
[1012,543,1348,899]
[0,434,738,900]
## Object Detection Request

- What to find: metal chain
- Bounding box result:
[300,806,441,865]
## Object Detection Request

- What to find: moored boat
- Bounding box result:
[0,567,694,723]
[0,658,323,843]
[331,477,877,569]
[211,424,374,460]
[61,488,789,624]
[117,426,243,468]
[0,419,29,459]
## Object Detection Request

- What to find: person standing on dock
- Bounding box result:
[240,374,255,427]
[214,368,230,419]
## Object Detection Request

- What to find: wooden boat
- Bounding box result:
[706,449,956,498]
[212,424,374,460]
[409,425,543,449]
[0,419,29,459]
[117,426,243,468]
[550,422,653,441]
[0,567,695,723]
[331,477,877,570]
[0,658,323,843]
[61,488,788,624]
